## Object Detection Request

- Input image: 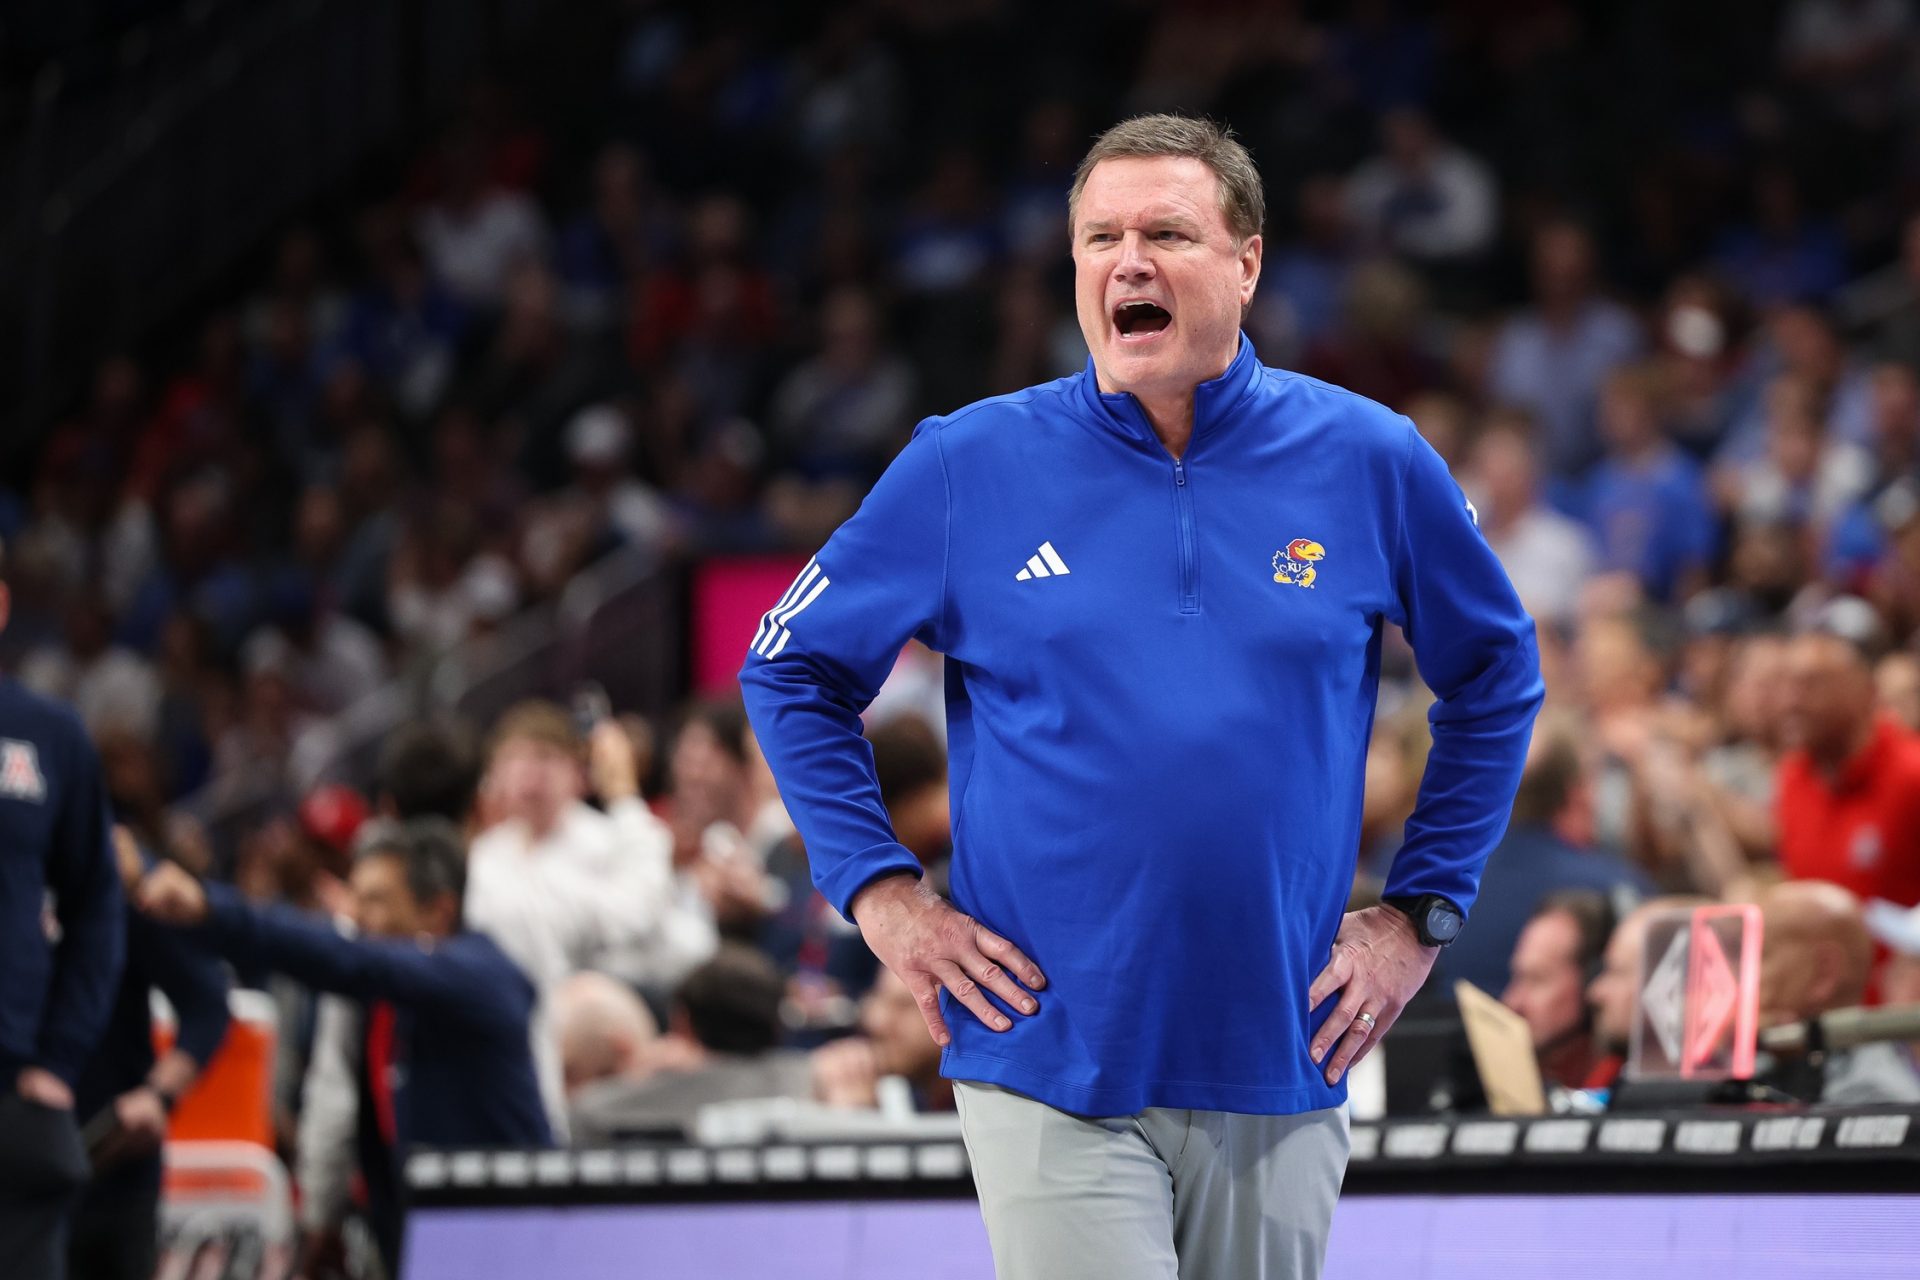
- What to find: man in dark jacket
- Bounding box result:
[0,542,126,1280]
[138,816,551,1272]
[71,827,232,1280]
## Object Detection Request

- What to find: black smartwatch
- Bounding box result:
[1382,894,1464,948]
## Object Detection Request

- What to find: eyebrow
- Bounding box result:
[1080,213,1206,236]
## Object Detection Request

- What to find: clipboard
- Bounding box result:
[1454,979,1548,1116]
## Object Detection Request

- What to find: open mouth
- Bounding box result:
[1113,300,1172,342]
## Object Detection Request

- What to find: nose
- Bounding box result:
[1112,230,1156,284]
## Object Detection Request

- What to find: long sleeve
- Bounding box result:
[36,728,125,1086]
[1383,426,1545,917]
[739,426,950,919]
[199,885,529,1036]
[141,917,231,1068]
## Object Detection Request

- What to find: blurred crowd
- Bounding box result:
[11,0,1920,1273]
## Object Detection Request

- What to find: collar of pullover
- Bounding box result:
[1075,331,1262,454]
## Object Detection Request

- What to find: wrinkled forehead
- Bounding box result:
[1074,155,1227,236]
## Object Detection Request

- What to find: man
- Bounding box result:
[294,720,480,1275]
[137,818,551,1274]
[1776,598,1920,906]
[811,966,953,1113]
[1465,410,1598,628]
[740,115,1542,1280]
[1585,895,1712,1089]
[1756,880,1920,1104]
[0,538,127,1280]
[1487,220,1644,478]
[551,970,660,1099]
[1501,891,1614,1089]
[70,828,230,1280]
[470,700,716,999]
[567,944,812,1143]
[1444,709,1651,996]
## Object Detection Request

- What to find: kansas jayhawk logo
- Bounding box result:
[1272,538,1326,588]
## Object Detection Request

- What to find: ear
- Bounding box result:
[425,890,461,937]
[1238,233,1263,305]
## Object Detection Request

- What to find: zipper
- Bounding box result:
[1173,458,1198,614]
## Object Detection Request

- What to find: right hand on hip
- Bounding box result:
[849,874,1045,1047]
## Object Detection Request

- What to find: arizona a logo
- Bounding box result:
[0,739,47,802]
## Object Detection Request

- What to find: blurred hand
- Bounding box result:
[93,1086,169,1167]
[811,1036,880,1109]
[16,1066,74,1109]
[311,869,356,921]
[111,825,146,894]
[137,861,210,927]
[1307,904,1439,1086]
[692,854,770,928]
[292,1226,348,1280]
[848,874,1044,1048]
[588,720,639,804]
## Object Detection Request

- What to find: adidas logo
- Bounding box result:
[1014,542,1072,581]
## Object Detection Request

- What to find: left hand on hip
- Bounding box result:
[1306,904,1440,1085]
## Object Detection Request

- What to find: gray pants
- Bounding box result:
[954,1081,1348,1280]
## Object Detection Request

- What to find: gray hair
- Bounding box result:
[356,816,468,918]
[1068,114,1265,247]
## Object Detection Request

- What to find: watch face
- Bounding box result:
[1427,906,1463,942]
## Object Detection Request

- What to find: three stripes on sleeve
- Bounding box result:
[751,557,831,658]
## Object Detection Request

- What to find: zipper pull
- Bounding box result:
[1174,460,1186,486]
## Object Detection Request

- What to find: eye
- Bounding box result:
[1087,232,1116,245]
[1154,230,1187,242]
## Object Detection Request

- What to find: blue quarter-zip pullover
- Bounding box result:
[741,335,1543,1116]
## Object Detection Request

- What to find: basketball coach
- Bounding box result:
[741,114,1543,1280]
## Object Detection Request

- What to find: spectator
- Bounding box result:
[1466,410,1599,626]
[1756,880,1920,1103]
[1710,166,1848,308]
[1489,221,1644,478]
[1727,374,1872,531]
[551,971,659,1097]
[1299,258,1444,409]
[567,945,813,1142]
[556,143,672,331]
[415,132,551,311]
[768,286,918,481]
[1500,890,1616,1089]
[136,818,552,1274]
[1256,176,1359,364]
[1344,109,1497,268]
[70,828,229,1280]
[1719,303,1875,464]
[335,210,468,420]
[1583,364,1717,603]
[17,592,162,742]
[811,966,951,1113]
[1776,600,1920,906]
[375,718,482,825]
[1444,710,1650,996]
[1585,895,1715,1089]
[469,700,715,999]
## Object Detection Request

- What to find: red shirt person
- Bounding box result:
[1776,608,1920,908]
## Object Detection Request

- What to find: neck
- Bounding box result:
[1538,1029,1597,1087]
[1137,390,1195,458]
[1814,715,1878,776]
